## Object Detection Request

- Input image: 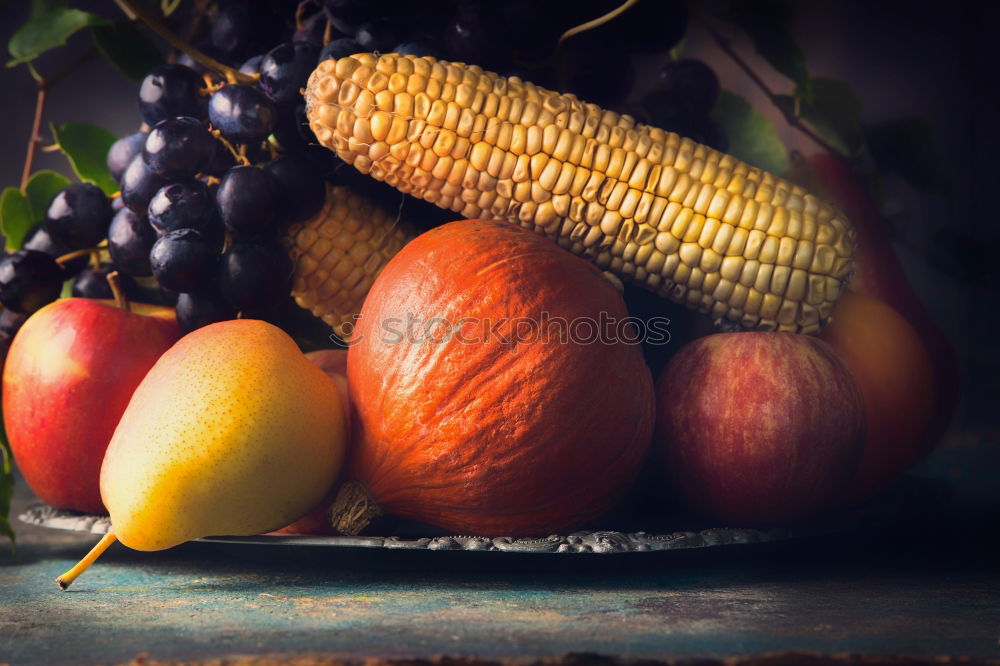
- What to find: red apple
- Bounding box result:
[3,298,181,514]
[821,290,936,503]
[269,348,350,536]
[653,332,865,525]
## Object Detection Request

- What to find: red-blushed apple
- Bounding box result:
[3,297,181,514]
[821,290,936,504]
[653,332,866,526]
[269,348,350,536]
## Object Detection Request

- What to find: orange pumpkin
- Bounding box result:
[346,219,655,536]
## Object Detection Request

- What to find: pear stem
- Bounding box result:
[56,531,118,590]
[106,271,131,313]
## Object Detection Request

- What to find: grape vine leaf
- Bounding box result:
[1,187,35,252]
[775,77,865,157]
[49,122,118,195]
[31,0,67,19]
[25,170,71,222]
[92,21,165,82]
[720,0,810,101]
[863,117,950,195]
[0,406,14,551]
[711,90,788,176]
[7,8,109,67]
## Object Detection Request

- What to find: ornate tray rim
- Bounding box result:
[19,503,798,554]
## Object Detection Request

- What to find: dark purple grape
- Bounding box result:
[264,155,325,223]
[175,290,237,333]
[211,1,287,61]
[148,181,214,235]
[271,103,315,153]
[112,195,125,212]
[323,0,372,35]
[71,264,137,300]
[107,132,148,184]
[259,42,321,105]
[295,11,330,46]
[239,54,265,76]
[218,241,292,315]
[355,18,402,52]
[143,117,216,179]
[121,154,169,214]
[318,37,362,63]
[108,207,158,277]
[43,183,113,249]
[393,36,443,59]
[149,229,218,292]
[0,308,27,338]
[138,64,208,126]
[216,166,277,236]
[208,84,277,144]
[656,59,720,118]
[22,224,87,275]
[0,250,64,314]
[446,4,501,68]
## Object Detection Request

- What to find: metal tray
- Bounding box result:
[20,502,802,554]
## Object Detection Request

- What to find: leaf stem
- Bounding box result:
[697,14,845,159]
[111,0,257,85]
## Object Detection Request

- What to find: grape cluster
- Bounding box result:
[0,0,725,343]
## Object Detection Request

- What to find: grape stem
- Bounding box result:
[106,271,131,313]
[111,0,258,85]
[695,13,846,160]
[55,242,107,267]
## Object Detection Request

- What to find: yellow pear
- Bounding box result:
[57,319,347,589]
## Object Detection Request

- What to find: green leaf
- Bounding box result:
[775,77,864,157]
[24,169,70,222]
[7,8,109,67]
[31,0,67,18]
[1,187,36,252]
[92,21,165,82]
[59,276,74,299]
[863,117,951,194]
[721,0,810,99]
[710,90,788,175]
[0,406,15,551]
[49,122,118,195]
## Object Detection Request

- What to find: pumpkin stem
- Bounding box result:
[328,480,383,536]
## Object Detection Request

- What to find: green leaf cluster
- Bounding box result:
[1,170,71,252]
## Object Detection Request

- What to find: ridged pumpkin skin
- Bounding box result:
[347,219,655,536]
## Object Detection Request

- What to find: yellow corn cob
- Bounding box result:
[285,183,417,339]
[303,53,856,334]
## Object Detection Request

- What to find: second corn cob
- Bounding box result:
[303,53,856,334]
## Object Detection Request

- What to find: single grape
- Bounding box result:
[22,224,87,275]
[259,42,321,105]
[149,228,219,293]
[108,207,158,277]
[271,103,316,153]
[657,59,720,118]
[175,290,237,333]
[445,4,501,68]
[355,18,402,52]
[393,35,443,59]
[218,241,292,315]
[0,308,27,338]
[43,183,113,249]
[216,166,277,236]
[294,11,330,46]
[71,264,137,300]
[143,117,216,179]
[148,180,214,235]
[107,132,148,184]
[208,84,277,144]
[264,155,325,223]
[0,250,65,314]
[239,54,265,76]
[138,64,208,126]
[211,0,286,61]
[121,154,169,214]
[317,37,362,63]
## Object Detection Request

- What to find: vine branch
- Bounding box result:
[112,0,257,84]
[697,14,845,159]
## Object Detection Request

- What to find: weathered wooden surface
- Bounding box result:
[2,437,999,666]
